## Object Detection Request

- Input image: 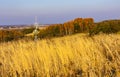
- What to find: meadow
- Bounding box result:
[0,33,120,77]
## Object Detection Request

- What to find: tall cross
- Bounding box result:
[33,16,39,41]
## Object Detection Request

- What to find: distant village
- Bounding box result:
[0,24,48,30]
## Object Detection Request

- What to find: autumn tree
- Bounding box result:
[59,24,65,36]
[74,18,83,32]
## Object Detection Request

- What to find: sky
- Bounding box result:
[0,0,120,25]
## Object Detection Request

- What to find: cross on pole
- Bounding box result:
[33,16,39,41]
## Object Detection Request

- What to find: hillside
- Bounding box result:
[0,33,120,77]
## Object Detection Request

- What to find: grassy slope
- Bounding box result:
[0,34,120,77]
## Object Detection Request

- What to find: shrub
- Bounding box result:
[0,30,24,42]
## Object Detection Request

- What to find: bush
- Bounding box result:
[22,27,35,34]
[89,20,120,36]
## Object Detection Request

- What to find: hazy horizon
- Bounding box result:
[0,0,120,25]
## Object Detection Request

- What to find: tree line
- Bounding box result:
[38,18,94,38]
[38,18,120,38]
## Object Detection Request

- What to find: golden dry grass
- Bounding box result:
[0,34,120,77]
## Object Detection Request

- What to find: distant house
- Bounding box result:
[0,27,3,30]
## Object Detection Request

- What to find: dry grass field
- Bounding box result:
[0,34,120,77]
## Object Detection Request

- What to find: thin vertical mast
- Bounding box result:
[33,16,39,41]
[35,16,38,29]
